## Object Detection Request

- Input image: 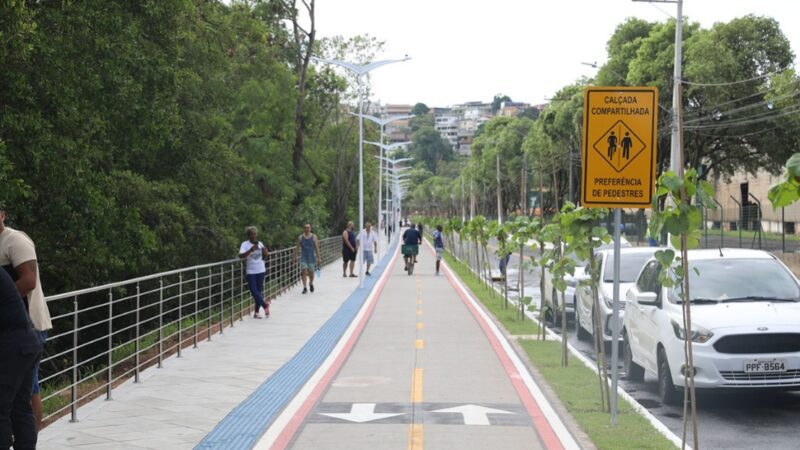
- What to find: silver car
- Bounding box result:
[574,247,660,343]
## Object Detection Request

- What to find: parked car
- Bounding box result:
[574,247,661,343]
[623,248,800,405]
[542,236,631,325]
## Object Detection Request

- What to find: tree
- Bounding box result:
[410,126,453,174]
[492,94,512,114]
[411,102,430,115]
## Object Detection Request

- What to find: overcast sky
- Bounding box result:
[314,0,800,107]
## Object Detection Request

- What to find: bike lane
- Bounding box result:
[262,243,583,450]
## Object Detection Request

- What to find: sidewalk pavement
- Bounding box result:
[38,236,392,450]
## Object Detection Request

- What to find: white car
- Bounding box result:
[574,247,661,343]
[542,236,631,325]
[623,248,800,405]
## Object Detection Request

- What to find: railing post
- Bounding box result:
[782,207,786,254]
[106,289,113,400]
[135,282,140,383]
[207,268,212,342]
[239,263,244,322]
[194,269,199,348]
[178,273,183,358]
[219,266,224,335]
[158,278,163,368]
[230,264,235,327]
[730,195,742,248]
[70,296,79,422]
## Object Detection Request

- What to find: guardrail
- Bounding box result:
[41,236,341,423]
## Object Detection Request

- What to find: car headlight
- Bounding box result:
[603,293,612,309]
[671,320,713,343]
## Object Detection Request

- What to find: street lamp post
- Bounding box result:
[381,157,413,240]
[311,56,410,288]
[365,138,412,251]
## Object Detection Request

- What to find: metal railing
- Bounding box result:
[40,236,341,423]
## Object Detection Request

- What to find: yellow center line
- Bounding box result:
[416,322,424,330]
[411,368,424,403]
[415,339,424,349]
[408,424,424,450]
[416,309,423,316]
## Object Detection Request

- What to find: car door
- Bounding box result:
[579,252,604,332]
[628,261,661,370]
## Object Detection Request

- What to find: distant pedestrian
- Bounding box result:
[433,224,445,275]
[0,207,51,432]
[358,222,378,276]
[239,226,269,318]
[342,221,357,278]
[417,222,424,236]
[295,224,320,293]
[0,268,42,450]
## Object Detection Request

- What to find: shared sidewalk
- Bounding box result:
[38,234,588,450]
[38,238,393,450]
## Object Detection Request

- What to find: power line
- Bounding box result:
[682,89,800,125]
[680,68,790,87]
[684,105,800,130]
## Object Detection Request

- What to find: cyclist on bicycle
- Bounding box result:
[402,222,422,271]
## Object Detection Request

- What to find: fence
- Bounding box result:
[40,236,341,424]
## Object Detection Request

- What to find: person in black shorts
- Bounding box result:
[0,268,42,450]
[342,221,357,277]
[402,223,422,271]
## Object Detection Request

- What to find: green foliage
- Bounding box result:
[649,169,716,250]
[0,1,380,296]
[768,153,800,207]
[410,126,453,174]
[411,102,429,116]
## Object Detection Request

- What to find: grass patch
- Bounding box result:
[443,250,676,450]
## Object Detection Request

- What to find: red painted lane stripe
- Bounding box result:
[271,249,400,450]
[433,244,564,450]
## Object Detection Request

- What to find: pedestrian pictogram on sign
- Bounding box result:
[581,87,658,208]
[592,120,646,173]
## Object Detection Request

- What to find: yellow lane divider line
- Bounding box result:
[416,322,424,330]
[415,339,424,349]
[408,368,424,450]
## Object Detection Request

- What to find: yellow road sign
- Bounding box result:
[581,87,658,208]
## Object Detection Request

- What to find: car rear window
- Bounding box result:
[603,252,657,283]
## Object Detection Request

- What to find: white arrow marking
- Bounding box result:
[432,404,514,425]
[319,403,405,423]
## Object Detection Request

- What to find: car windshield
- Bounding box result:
[669,258,800,303]
[603,252,656,283]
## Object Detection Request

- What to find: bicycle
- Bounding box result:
[402,244,419,275]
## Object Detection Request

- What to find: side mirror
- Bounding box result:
[637,291,659,307]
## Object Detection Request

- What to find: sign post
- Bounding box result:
[581,87,658,425]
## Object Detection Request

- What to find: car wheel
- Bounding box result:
[658,347,680,405]
[623,331,644,382]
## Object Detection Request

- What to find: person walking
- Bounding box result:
[0,268,42,450]
[358,222,378,276]
[0,207,51,432]
[295,224,321,293]
[239,226,269,318]
[341,221,357,278]
[432,224,445,276]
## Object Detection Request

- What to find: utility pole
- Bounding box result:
[496,154,503,224]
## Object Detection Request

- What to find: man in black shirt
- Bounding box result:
[0,269,41,450]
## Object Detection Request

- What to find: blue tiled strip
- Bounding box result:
[195,242,397,450]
